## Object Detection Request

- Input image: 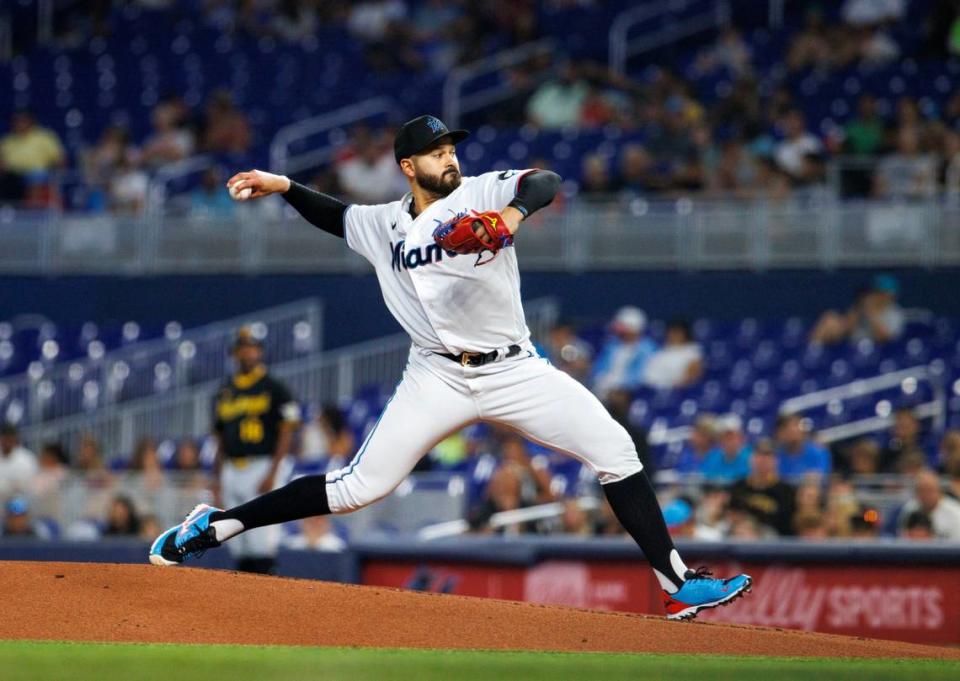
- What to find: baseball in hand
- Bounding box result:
[229,184,252,201]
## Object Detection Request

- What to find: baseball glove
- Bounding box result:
[432,210,513,266]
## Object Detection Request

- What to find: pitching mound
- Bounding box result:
[2,561,957,659]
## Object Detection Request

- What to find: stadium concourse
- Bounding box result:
[1,0,960,654]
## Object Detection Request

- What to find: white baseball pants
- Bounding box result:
[324,344,642,514]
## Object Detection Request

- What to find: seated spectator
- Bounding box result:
[299,404,355,466]
[794,480,823,519]
[843,94,885,157]
[693,25,753,78]
[558,498,593,536]
[129,437,166,491]
[468,434,553,535]
[880,408,929,472]
[940,431,960,499]
[823,479,859,537]
[172,438,209,490]
[794,510,829,540]
[75,434,115,490]
[727,514,766,540]
[140,101,195,168]
[700,414,751,484]
[103,495,141,536]
[898,470,960,540]
[190,167,235,219]
[578,153,617,198]
[774,414,831,481]
[773,110,824,186]
[591,306,657,399]
[729,439,796,536]
[139,513,161,542]
[271,0,320,43]
[174,439,202,471]
[526,63,589,129]
[32,442,69,496]
[873,126,937,200]
[283,515,347,551]
[786,9,833,72]
[81,125,134,211]
[642,320,703,389]
[544,321,593,384]
[901,510,935,540]
[604,388,654,476]
[618,144,668,195]
[663,497,723,541]
[809,274,905,346]
[839,437,881,476]
[848,506,881,540]
[108,153,149,215]
[0,422,38,502]
[2,497,36,538]
[843,0,905,26]
[0,110,66,206]
[674,414,718,474]
[200,89,252,155]
[335,127,407,204]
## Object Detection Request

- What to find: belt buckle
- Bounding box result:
[461,351,481,367]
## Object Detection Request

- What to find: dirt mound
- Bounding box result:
[2,561,956,659]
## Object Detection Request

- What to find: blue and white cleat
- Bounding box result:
[149,503,223,566]
[663,567,752,620]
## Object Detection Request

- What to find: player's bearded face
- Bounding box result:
[412,150,461,197]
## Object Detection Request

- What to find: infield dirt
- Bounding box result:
[2,561,957,659]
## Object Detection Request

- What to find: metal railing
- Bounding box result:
[443,39,556,129]
[5,298,323,430]
[609,0,730,76]
[780,363,947,432]
[270,96,396,176]
[650,362,948,450]
[19,298,558,458]
[5,198,960,274]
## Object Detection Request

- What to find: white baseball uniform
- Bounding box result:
[324,170,643,514]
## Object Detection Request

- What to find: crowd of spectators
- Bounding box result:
[6,1,960,213]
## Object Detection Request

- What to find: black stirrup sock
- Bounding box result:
[602,470,688,592]
[210,474,331,531]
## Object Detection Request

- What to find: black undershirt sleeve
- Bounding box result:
[281,180,348,239]
[508,169,562,219]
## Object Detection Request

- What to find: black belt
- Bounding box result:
[439,344,522,367]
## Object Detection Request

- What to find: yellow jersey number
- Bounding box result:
[239,416,264,444]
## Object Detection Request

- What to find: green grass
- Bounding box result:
[1,641,957,681]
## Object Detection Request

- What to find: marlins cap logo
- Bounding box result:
[425,116,445,133]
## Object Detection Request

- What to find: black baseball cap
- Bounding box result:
[394,115,469,164]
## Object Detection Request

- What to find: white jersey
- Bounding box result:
[344,169,534,354]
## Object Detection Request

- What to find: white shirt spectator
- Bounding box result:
[337,152,408,204]
[900,495,960,541]
[843,0,905,26]
[643,343,703,389]
[0,444,38,501]
[774,133,823,178]
[348,1,407,42]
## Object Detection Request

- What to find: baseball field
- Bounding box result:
[2,561,958,680]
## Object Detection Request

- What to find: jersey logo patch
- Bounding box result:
[498,170,517,180]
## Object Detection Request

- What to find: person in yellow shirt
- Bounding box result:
[0,111,66,206]
[0,110,66,176]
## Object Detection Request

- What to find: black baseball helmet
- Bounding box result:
[394,115,469,164]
